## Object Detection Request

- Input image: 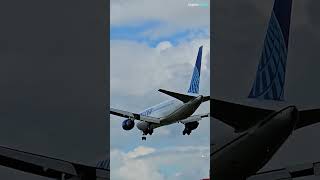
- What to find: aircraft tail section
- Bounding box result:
[248,0,293,101]
[96,159,110,170]
[159,89,210,103]
[187,46,203,94]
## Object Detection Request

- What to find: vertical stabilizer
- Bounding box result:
[188,46,203,94]
[248,0,292,101]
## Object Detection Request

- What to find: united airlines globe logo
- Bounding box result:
[248,11,287,101]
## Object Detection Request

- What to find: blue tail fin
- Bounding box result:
[188,46,203,94]
[96,159,110,169]
[248,0,292,101]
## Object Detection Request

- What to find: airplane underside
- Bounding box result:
[212,106,299,178]
[139,118,200,140]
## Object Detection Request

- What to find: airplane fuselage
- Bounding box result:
[211,106,299,179]
[136,96,203,133]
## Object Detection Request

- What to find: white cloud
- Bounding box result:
[110,146,209,180]
[127,146,156,158]
[110,38,210,179]
[111,0,210,26]
[110,38,210,97]
[156,41,173,52]
[111,0,210,38]
[110,1,210,178]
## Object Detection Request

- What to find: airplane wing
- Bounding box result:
[110,108,161,124]
[247,161,320,180]
[0,145,109,179]
[180,113,210,124]
[211,98,274,132]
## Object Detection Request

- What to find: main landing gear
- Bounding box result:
[141,127,153,140]
[183,129,191,135]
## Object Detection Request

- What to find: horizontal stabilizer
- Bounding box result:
[202,96,210,102]
[110,108,161,124]
[211,98,274,132]
[295,109,320,130]
[159,89,194,103]
[211,97,320,131]
[158,89,209,103]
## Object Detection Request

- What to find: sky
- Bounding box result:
[0,0,107,179]
[212,0,320,179]
[1,0,319,179]
[110,0,210,179]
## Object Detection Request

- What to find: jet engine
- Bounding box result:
[137,122,154,135]
[183,121,199,135]
[122,119,135,130]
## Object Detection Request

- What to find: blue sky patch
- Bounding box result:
[111,20,209,47]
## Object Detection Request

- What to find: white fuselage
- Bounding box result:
[211,106,299,179]
[136,96,203,132]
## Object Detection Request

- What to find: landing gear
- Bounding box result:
[141,127,153,140]
[183,129,191,135]
[148,128,153,135]
[142,131,147,141]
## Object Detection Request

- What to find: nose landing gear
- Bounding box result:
[142,131,148,141]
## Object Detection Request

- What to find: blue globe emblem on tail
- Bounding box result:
[188,46,203,94]
[248,11,288,101]
[188,67,200,94]
[96,159,110,169]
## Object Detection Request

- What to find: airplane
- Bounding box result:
[211,0,320,179]
[0,144,109,179]
[110,46,210,140]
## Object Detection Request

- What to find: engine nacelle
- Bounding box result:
[122,119,135,130]
[136,122,154,135]
[185,121,199,131]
